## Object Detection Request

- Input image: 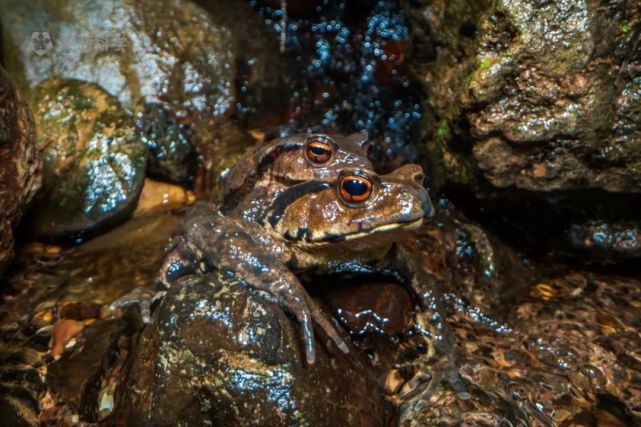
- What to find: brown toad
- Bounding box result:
[156,132,466,396]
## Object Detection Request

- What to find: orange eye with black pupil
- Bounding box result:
[306,139,333,163]
[339,175,373,203]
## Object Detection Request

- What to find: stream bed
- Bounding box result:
[1,0,640,425]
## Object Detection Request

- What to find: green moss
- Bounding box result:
[464,73,475,92]
[479,58,491,69]
[435,119,451,142]
[622,23,631,34]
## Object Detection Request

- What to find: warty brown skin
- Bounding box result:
[158,132,464,388]
[221,132,373,221]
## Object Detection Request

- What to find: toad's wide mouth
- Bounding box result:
[310,217,424,244]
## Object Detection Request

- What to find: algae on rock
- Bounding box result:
[29,79,147,237]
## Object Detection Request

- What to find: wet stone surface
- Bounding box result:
[405,0,641,193]
[0,212,179,424]
[0,66,40,274]
[1,213,178,329]
[402,0,641,261]
[116,272,394,426]
[0,0,284,185]
[566,220,641,263]
[137,102,198,185]
[28,79,147,238]
[320,281,414,338]
[1,0,235,117]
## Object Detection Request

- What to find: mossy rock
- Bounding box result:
[0,0,285,184]
[29,79,146,237]
[403,0,641,193]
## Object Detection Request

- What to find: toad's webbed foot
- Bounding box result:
[398,362,467,398]
[409,283,470,401]
[410,309,471,401]
[109,286,165,325]
[156,234,200,289]
[110,231,200,325]
[160,210,349,364]
[392,243,470,401]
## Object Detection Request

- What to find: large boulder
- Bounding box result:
[402,0,641,261]
[28,79,147,237]
[404,0,640,193]
[0,0,285,184]
[0,66,40,273]
[115,273,393,426]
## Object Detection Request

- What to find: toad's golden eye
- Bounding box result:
[306,138,333,164]
[339,174,373,204]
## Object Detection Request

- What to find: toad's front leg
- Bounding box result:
[392,243,470,401]
[163,212,349,364]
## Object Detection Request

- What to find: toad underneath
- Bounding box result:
[156,132,468,398]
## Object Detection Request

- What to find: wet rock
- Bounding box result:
[314,280,414,378]
[321,281,414,338]
[2,0,227,112]
[1,0,285,183]
[116,272,393,426]
[0,66,40,273]
[404,0,641,193]
[136,103,197,184]
[567,220,641,262]
[28,79,146,238]
[192,0,289,127]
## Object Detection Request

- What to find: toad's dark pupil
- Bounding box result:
[311,145,329,155]
[343,179,368,196]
